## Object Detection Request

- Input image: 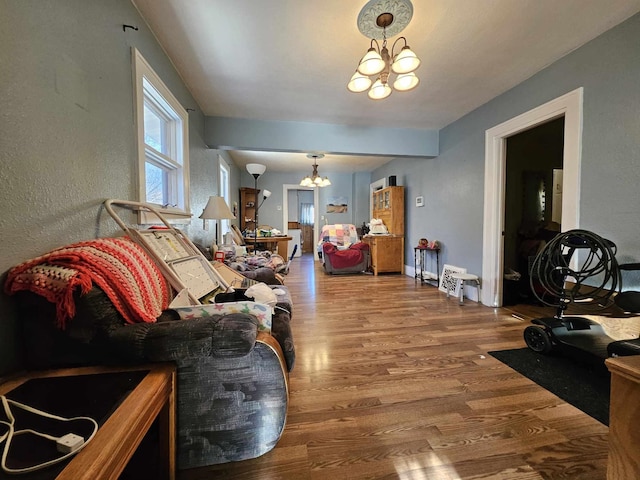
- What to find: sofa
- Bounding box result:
[318,224,370,274]
[5,237,295,470]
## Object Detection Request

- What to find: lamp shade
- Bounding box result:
[357,48,385,76]
[391,46,420,74]
[393,72,420,92]
[263,189,272,199]
[199,196,235,220]
[246,163,266,177]
[347,71,372,93]
[368,78,392,100]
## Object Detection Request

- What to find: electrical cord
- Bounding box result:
[529,229,620,310]
[0,395,98,474]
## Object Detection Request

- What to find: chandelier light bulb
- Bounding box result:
[391,46,421,74]
[357,48,385,76]
[368,78,392,100]
[347,70,373,93]
[393,72,419,92]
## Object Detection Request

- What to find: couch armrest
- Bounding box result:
[107,313,259,362]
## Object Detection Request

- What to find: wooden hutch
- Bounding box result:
[239,187,259,232]
[363,186,405,275]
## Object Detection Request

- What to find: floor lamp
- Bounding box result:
[246,163,266,250]
[199,196,236,254]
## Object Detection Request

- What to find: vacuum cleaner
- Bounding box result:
[523,229,640,363]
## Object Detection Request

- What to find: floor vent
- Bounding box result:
[439,264,467,296]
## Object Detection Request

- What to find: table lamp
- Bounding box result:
[199,196,236,248]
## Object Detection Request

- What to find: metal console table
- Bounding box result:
[414,246,440,286]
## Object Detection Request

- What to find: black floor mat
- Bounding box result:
[489,348,610,425]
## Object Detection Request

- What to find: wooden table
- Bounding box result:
[243,236,292,258]
[606,355,640,480]
[0,363,176,480]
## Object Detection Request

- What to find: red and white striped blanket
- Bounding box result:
[5,237,170,328]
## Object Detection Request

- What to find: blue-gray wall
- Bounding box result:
[0,0,232,375]
[374,12,640,278]
[206,117,439,158]
[237,171,371,231]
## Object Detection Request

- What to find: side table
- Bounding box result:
[414,247,440,286]
[0,363,176,480]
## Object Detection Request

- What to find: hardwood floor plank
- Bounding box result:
[178,253,609,479]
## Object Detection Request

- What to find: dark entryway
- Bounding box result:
[503,116,565,305]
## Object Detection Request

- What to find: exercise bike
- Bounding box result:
[523,229,639,363]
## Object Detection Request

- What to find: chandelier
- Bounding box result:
[347,0,420,100]
[300,154,331,188]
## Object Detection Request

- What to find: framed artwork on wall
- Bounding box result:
[326,196,348,213]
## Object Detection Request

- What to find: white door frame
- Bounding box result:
[282,184,321,260]
[481,88,583,307]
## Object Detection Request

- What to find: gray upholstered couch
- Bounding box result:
[12,283,295,470]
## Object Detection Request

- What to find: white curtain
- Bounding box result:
[300,203,314,225]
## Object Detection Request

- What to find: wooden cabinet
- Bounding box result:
[366,186,405,275]
[372,186,404,235]
[240,187,259,232]
[363,235,405,275]
[606,356,640,480]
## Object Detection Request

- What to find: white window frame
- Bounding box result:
[132,48,191,224]
[219,155,231,240]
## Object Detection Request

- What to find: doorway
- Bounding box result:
[482,88,583,307]
[282,184,320,260]
[502,117,565,306]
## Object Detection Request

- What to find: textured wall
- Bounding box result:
[0,0,217,375]
[375,12,640,286]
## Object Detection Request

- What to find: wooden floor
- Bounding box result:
[179,253,609,480]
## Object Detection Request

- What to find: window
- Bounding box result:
[219,156,231,239]
[300,203,314,225]
[133,48,190,223]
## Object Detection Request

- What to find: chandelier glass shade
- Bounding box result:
[300,154,331,188]
[348,0,420,100]
[348,37,420,99]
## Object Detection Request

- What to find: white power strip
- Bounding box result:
[56,433,85,454]
[0,396,97,474]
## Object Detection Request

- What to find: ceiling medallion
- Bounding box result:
[357,0,414,40]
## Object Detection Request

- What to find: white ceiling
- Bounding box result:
[132,0,640,173]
